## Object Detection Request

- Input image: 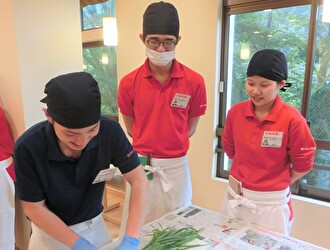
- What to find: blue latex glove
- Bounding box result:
[117,235,140,250]
[71,236,98,250]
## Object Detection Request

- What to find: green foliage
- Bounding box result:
[308,22,330,141]
[231,6,311,109]
[83,46,118,117]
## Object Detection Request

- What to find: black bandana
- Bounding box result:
[247,49,292,92]
[41,72,101,128]
[143,1,180,38]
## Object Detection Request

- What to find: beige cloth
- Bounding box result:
[221,185,293,235]
[29,213,111,249]
[118,155,192,239]
[143,155,192,224]
[0,157,15,250]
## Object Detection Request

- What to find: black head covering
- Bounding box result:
[143,1,180,39]
[247,49,292,92]
[41,72,101,128]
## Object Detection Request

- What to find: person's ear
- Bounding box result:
[139,34,145,44]
[42,108,53,123]
[176,35,181,43]
[279,80,286,90]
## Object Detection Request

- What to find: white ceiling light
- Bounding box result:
[103,17,118,46]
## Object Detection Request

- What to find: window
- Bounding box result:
[81,0,118,120]
[217,0,330,202]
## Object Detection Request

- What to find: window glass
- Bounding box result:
[226,5,311,112]
[81,0,117,120]
[302,149,330,187]
[301,4,330,200]
[83,46,118,119]
[81,1,115,30]
[308,6,330,141]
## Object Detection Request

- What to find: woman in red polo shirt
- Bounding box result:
[221,49,316,235]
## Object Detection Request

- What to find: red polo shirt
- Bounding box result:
[222,95,316,191]
[118,59,207,158]
[0,107,15,181]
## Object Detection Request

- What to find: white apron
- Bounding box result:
[221,182,293,236]
[142,155,192,224]
[29,213,111,249]
[0,157,15,250]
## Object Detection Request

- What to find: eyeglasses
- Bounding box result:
[146,38,177,49]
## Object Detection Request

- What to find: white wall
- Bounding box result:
[13,0,83,129]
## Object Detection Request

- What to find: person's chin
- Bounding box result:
[70,143,86,150]
[251,96,263,104]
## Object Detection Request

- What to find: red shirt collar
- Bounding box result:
[245,95,283,122]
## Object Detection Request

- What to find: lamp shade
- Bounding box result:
[103,17,118,46]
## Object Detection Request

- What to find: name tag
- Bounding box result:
[171,93,191,109]
[92,167,117,184]
[261,131,283,148]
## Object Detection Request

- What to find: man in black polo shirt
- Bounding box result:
[14,72,148,250]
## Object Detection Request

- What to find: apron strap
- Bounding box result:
[143,165,173,192]
[228,186,291,214]
[228,186,257,213]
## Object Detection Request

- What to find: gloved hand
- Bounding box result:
[116,235,140,250]
[71,236,98,250]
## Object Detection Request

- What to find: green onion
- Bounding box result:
[141,224,207,250]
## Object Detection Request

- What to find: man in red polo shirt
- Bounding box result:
[118,1,207,223]
[0,106,15,250]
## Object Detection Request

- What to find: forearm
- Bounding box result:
[124,167,149,238]
[122,114,133,138]
[291,169,310,184]
[188,116,200,137]
[21,200,79,248]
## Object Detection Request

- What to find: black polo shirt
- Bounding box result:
[14,116,140,225]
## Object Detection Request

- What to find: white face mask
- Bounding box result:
[146,47,175,66]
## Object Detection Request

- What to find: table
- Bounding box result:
[101,205,327,250]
